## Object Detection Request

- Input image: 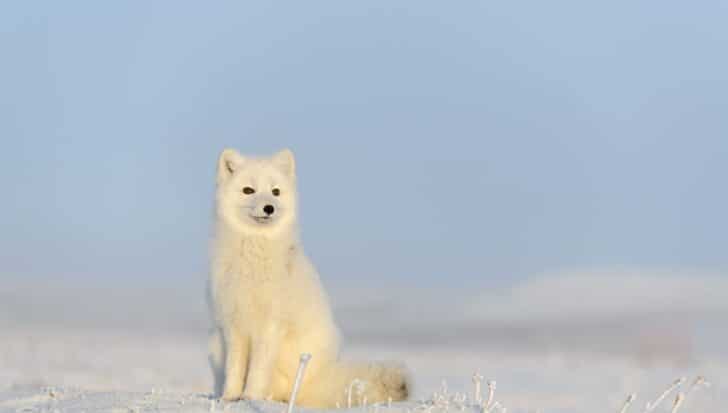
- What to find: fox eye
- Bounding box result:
[272,188,280,196]
[242,187,255,195]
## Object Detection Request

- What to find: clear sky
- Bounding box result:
[2,2,727,297]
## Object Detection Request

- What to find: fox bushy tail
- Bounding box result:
[296,360,410,408]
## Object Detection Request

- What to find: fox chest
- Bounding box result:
[212,260,290,326]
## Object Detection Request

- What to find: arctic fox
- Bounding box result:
[208,148,409,407]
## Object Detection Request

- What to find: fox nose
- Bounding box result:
[263,205,275,216]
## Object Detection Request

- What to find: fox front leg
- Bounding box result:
[243,326,282,400]
[221,331,250,401]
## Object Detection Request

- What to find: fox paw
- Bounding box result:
[241,391,265,401]
[221,390,244,402]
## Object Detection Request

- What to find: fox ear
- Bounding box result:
[272,148,295,178]
[217,148,245,185]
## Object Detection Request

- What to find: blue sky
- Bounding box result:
[1,1,727,295]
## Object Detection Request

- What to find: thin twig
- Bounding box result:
[619,394,636,413]
[644,377,685,412]
[472,373,484,404]
[670,393,684,413]
[286,353,312,413]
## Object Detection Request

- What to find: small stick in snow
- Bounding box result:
[485,381,496,410]
[679,375,710,409]
[670,393,684,413]
[472,373,484,404]
[688,376,710,396]
[618,393,636,413]
[644,377,685,412]
[286,353,312,413]
[347,379,364,408]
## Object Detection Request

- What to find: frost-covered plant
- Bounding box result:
[687,376,710,397]
[286,353,312,413]
[484,381,496,410]
[487,401,505,413]
[472,373,484,404]
[643,377,685,413]
[616,376,711,413]
[618,393,637,413]
[670,393,684,413]
[346,379,366,408]
[416,373,506,413]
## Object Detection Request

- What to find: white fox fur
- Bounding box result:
[207,148,409,407]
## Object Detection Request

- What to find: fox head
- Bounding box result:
[215,148,298,237]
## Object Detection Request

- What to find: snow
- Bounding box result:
[0,325,724,413]
[1,272,726,412]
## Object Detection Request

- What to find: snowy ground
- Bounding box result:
[1,272,726,412]
[0,325,724,413]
